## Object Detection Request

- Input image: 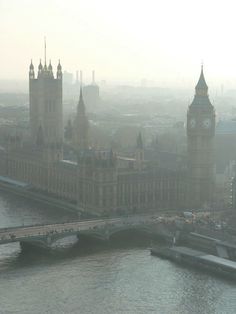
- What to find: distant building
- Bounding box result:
[215,120,236,173]
[83,71,100,111]
[63,71,73,85]
[216,120,236,209]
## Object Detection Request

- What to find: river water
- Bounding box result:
[0,191,235,314]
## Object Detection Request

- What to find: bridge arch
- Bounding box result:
[20,231,80,250]
[107,225,153,240]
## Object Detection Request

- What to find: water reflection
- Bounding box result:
[0,191,235,314]
[0,190,77,228]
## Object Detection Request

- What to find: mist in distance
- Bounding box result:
[1,3,236,312]
[1,0,236,89]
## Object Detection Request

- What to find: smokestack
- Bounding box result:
[76,70,79,84]
[80,70,83,86]
[92,70,95,84]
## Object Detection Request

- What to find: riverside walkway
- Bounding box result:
[0,215,173,248]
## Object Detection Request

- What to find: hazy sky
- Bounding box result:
[1,0,236,86]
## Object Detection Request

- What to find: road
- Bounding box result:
[0,215,157,244]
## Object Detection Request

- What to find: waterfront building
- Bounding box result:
[29,59,63,161]
[187,66,216,208]
[0,60,216,214]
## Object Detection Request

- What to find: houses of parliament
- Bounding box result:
[0,56,216,215]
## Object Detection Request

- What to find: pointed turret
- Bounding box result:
[78,71,86,114]
[57,60,62,79]
[48,60,53,77]
[73,85,89,153]
[57,60,61,71]
[38,60,43,71]
[43,63,47,71]
[29,60,34,70]
[77,87,86,115]
[29,60,35,79]
[48,60,52,71]
[37,60,43,78]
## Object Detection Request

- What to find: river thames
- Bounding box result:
[0,191,235,314]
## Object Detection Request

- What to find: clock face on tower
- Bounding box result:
[189,118,196,128]
[203,118,211,129]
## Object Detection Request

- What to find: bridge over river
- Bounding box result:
[0,215,174,249]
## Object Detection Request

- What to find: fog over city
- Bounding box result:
[1,1,236,313]
[1,0,236,87]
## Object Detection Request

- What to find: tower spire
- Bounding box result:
[29,59,34,69]
[195,64,208,96]
[78,71,86,113]
[78,84,85,115]
[73,70,89,152]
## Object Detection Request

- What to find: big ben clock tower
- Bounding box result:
[187,66,215,208]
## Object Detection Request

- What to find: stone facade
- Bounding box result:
[0,146,187,214]
[29,60,63,161]
[0,62,216,214]
[187,66,215,208]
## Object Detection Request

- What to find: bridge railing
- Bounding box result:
[0,214,158,233]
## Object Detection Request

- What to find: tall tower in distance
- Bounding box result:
[187,66,215,209]
[73,72,89,155]
[29,45,63,161]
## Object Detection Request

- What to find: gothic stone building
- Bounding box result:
[0,61,215,215]
[187,66,215,208]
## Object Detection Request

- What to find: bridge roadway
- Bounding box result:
[0,215,172,248]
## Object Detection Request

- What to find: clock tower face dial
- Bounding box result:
[189,118,196,128]
[203,118,211,129]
